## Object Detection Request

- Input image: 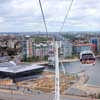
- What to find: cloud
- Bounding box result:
[0,0,100,32]
[0,17,4,23]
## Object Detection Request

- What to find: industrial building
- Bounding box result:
[0,61,45,82]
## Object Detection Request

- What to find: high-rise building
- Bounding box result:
[21,37,33,58]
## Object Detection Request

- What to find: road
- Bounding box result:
[0,92,98,100]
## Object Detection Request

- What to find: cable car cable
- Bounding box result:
[59,0,74,33]
[38,0,48,34]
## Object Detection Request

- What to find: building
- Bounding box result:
[90,37,100,52]
[0,35,21,56]
[48,40,73,65]
[73,43,96,54]
[7,39,15,48]
[49,40,73,58]
[21,36,51,60]
[22,36,73,61]
[62,40,73,58]
[21,37,33,58]
[27,38,33,58]
[33,43,48,58]
[0,39,7,47]
[0,61,45,82]
[0,79,13,85]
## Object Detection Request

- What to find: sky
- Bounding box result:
[0,0,100,32]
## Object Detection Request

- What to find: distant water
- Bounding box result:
[48,58,100,86]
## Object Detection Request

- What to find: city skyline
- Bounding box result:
[0,0,100,32]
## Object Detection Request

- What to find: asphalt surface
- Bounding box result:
[0,92,96,100]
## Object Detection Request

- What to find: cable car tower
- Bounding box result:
[38,0,74,100]
[54,40,60,100]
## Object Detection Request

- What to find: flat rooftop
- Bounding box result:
[0,61,45,73]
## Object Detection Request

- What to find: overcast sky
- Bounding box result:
[0,0,100,32]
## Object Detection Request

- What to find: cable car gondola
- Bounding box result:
[80,50,96,65]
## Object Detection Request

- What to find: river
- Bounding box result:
[48,58,100,87]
